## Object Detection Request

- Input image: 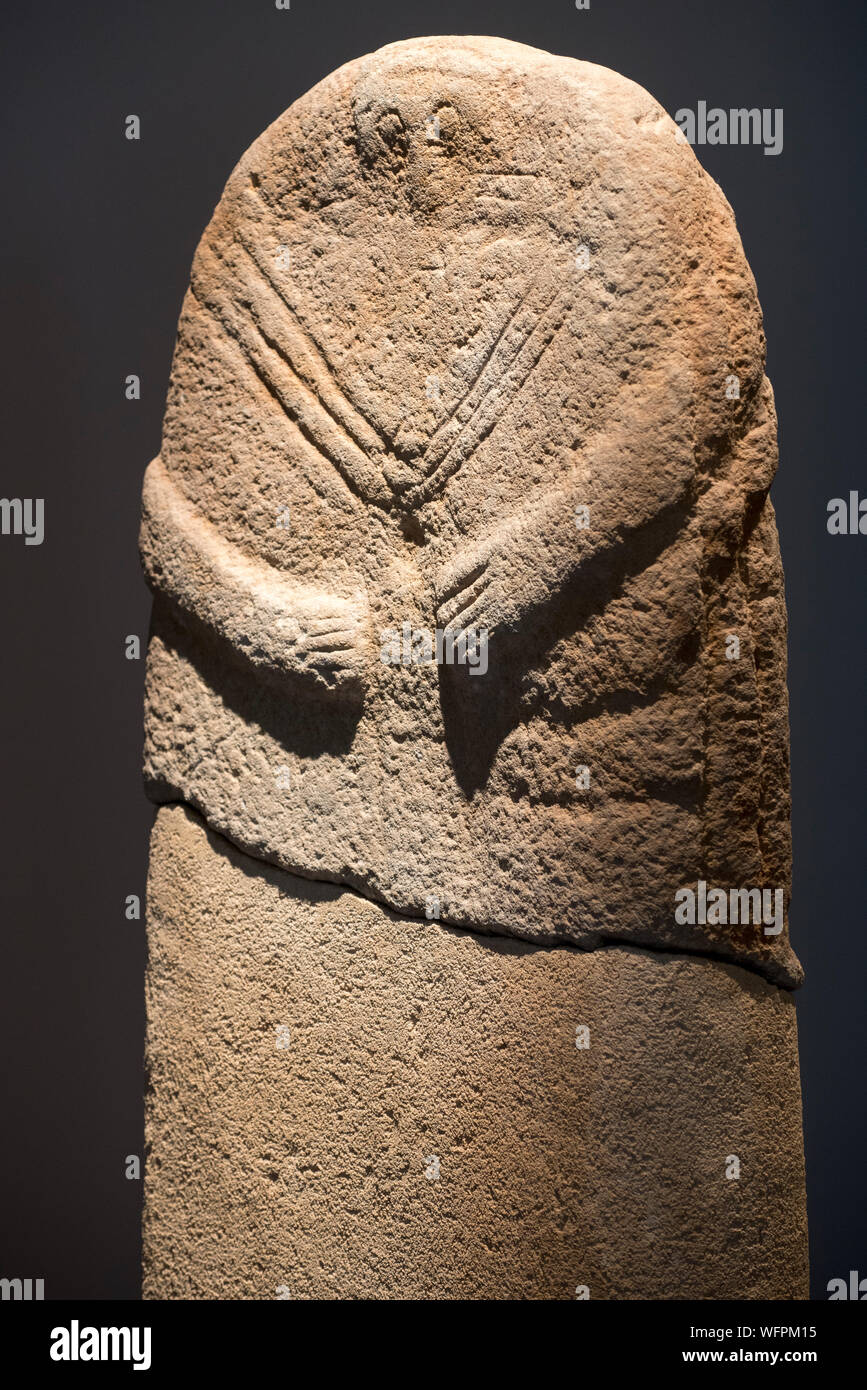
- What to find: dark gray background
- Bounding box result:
[0,0,863,1300]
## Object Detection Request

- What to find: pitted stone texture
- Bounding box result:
[141,36,797,985]
[143,804,807,1301]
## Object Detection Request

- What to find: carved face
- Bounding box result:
[145,37,798,988]
[342,54,583,494]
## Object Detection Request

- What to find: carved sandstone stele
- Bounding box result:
[141,36,808,1299]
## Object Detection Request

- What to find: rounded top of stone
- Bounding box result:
[234,33,705,207]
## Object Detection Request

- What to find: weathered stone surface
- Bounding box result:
[140,36,807,1299]
[141,35,797,985]
[144,804,807,1300]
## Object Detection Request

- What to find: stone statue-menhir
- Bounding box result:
[140,36,807,1300]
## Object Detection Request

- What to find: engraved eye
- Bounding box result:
[376,110,408,157]
[428,102,459,152]
[354,107,409,172]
